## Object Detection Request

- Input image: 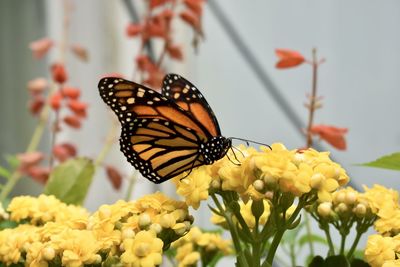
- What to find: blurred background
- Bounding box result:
[1,0,399,264]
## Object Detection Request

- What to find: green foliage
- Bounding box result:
[360,152,400,171]
[43,157,94,205]
[309,255,369,267]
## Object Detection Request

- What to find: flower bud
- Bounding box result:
[210,179,221,189]
[93,254,102,264]
[122,228,135,239]
[139,213,151,229]
[336,203,348,214]
[43,247,55,260]
[334,192,346,204]
[354,203,367,218]
[293,153,305,165]
[317,202,332,218]
[310,173,324,189]
[345,192,357,205]
[264,191,274,200]
[253,179,265,192]
[135,243,150,257]
[160,214,176,228]
[173,223,187,235]
[149,223,162,234]
[263,173,277,189]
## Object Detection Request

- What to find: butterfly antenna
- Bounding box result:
[226,151,241,166]
[229,137,272,150]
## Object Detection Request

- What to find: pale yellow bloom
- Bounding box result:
[365,234,398,267]
[121,230,163,267]
[173,167,212,209]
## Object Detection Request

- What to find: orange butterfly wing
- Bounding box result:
[162,74,221,137]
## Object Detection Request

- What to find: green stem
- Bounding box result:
[0,93,52,202]
[303,211,315,257]
[211,193,248,267]
[346,230,362,260]
[322,224,335,256]
[265,198,305,265]
[94,121,118,168]
[340,233,346,255]
[124,171,137,201]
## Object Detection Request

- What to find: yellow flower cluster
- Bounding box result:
[362,185,400,235]
[173,143,349,209]
[315,184,400,235]
[0,193,192,267]
[171,227,232,267]
[7,194,88,227]
[365,234,400,267]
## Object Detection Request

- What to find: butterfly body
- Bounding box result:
[99,74,230,183]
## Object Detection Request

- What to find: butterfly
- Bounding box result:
[98,74,232,184]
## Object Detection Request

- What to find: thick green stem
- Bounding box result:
[340,233,346,255]
[346,230,362,260]
[322,224,335,256]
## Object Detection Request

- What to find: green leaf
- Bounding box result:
[0,166,10,179]
[359,152,400,171]
[43,157,94,205]
[298,233,328,248]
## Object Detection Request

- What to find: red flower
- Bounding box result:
[150,0,171,9]
[67,100,88,117]
[53,143,77,162]
[180,10,200,32]
[51,63,68,84]
[29,38,53,59]
[126,23,142,37]
[275,49,305,69]
[17,151,44,167]
[310,125,348,150]
[63,115,81,129]
[70,44,89,62]
[183,0,204,16]
[105,165,123,190]
[62,87,81,99]
[29,96,45,116]
[167,44,183,60]
[27,166,50,184]
[27,77,48,95]
[50,92,63,110]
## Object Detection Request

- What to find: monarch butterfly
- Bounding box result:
[98,74,233,183]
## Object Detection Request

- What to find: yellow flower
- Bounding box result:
[7,194,90,227]
[197,232,232,254]
[174,167,212,209]
[375,206,400,235]
[365,234,398,267]
[0,224,39,265]
[50,229,101,267]
[175,243,200,267]
[121,230,163,267]
[26,242,53,267]
[383,260,400,267]
[361,184,399,214]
